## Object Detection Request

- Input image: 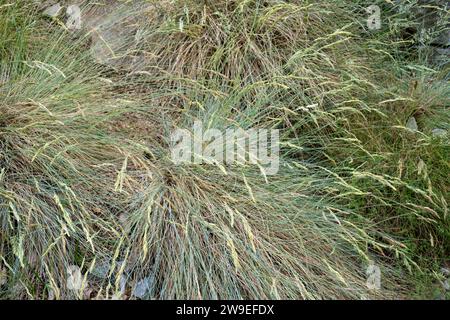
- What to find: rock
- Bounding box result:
[88,19,139,68]
[431,47,450,67]
[40,1,157,70]
[42,3,62,17]
[434,29,450,48]
[0,67,10,85]
[48,289,55,300]
[66,5,82,30]
[119,275,127,294]
[442,279,450,291]
[66,265,83,291]
[118,275,127,298]
[366,263,381,290]
[111,293,124,300]
[0,267,7,286]
[441,267,450,276]
[432,128,447,137]
[132,276,154,299]
[109,275,127,300]
[79,1,155,70]
[91,260,111,279]
[118,213,128,225]
[406,0,450,67]
[406,116,419,131]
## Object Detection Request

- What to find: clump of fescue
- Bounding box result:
[117,139,409,299]
[0,1,135,299]
[0,0,447,299]
[117,0,448,298]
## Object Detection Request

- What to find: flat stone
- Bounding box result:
[432,128,447,137]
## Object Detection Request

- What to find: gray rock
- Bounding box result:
[442,279,450,291]
[432,128,447,137]
[406,0,450,67]
[119,275,127,294]
[0,267,7,286]
[66,5,82,30]
[91,260,111,279]
[42,3,62,17]
[431,47,450,67]
[441,267,450,276]
[0,67,10,85]
[406,116,419,131]
[80,1,154,70]
[66,265,83,291]
[132,276,154,299]
[434,29,450,47]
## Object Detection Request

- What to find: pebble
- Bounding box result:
[432,128,447,137]
[43,3,62,17]
[132,275,154,299]
[406,116,419,131]
[0,267,7,286]
[441,267,450,276]
[66,265,83,291]
[91,260,111,279]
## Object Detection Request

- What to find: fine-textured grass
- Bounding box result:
[0,0,448,299]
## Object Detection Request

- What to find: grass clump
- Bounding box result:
[0,0,448,299]
[0,1,132,299]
